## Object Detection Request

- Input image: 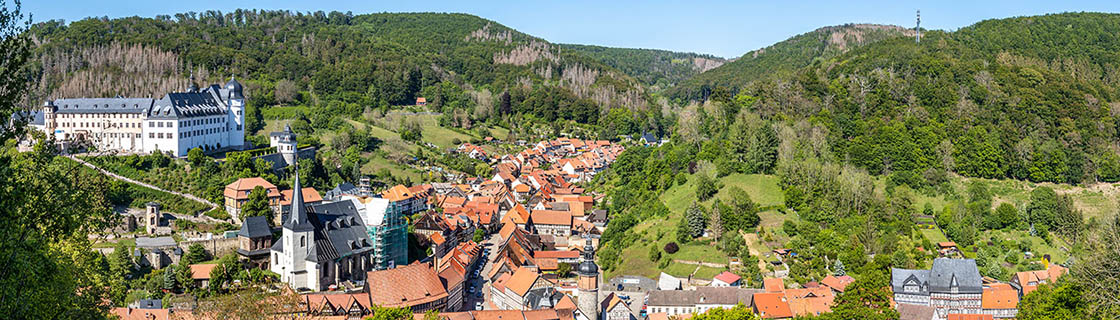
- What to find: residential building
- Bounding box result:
[646,287,760,317]
[111,307,170,320]
[28,78,245,156]
[190,263,217,288]
[236,215,273,269]
[980,283,1018,319]
[820,275,855,294]
[601,293,633,320]
[270,174,376,292]
[1009,264,1067,297]
[532,210,573,237]
[892,258,984,320]
[711,271,742,287]
[224,177,281,220]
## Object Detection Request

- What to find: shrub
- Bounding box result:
[664,242,680,254]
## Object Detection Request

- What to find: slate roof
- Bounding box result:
[891,268,931,295]
[929,258,982,294]
[323,182,358,200]
[147,91,227,119]
[238,216,272,238]
[53,98,153,114]
[305,199,375,262]
[135,236,177,248]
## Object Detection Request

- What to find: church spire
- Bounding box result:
[285,165,314,232]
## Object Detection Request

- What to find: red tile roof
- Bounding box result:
[366,262,448,308]
[945,315,993,320]
[981,283,1019,309]
[713,271,741,284]
[764,278,785,293]
[223,177,279,200]
[531,210,572,226]
[279,187,323,206]
[190,264,217,280]
[820,275,855,293]
[754,292,793,319]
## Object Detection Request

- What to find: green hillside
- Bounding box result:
[667,23,913,100]
[559,44,726,90]
[26,11,659,132]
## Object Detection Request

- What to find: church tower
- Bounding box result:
[275,168,316,289]
[576,238,600,320]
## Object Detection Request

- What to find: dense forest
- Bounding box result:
[667,23,913,101]
[680,12,1120,186]
[559,44,726,91]
[26,11,667,136]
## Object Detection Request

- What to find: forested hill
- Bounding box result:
[667,24,913,101]
[25,10,666,134]
[691,12,1120,185]
[559,44,726,91]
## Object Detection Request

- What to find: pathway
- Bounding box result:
[68,155,228,222]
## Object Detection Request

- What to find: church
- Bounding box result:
[24,77,246,157]
[270,173,378,292]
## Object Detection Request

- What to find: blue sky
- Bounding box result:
[24,0,1120,58]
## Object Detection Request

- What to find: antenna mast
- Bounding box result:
[916,10,922,43]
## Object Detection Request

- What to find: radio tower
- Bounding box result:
[916,10,922,43]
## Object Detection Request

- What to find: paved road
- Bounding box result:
[68,155,228,222]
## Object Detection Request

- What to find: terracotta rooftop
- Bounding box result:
[945,315,993,320]
[981,283,1019,309]
[713,271,742,284]
[279,187,323,206]
[189,264,217,280]
[505,267,541,297]
[753,292,793,319]
[382,185,419,202]
[223,177,279,200]
[366,262,448,308]
[531,210,572,226]
[820,275,855,293]
[764,278,785,293]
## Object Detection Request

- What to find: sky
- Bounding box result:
[24,0,1120,58]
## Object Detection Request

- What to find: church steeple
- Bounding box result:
[285,166,314,232]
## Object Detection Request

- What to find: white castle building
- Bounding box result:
[24,78,246,156]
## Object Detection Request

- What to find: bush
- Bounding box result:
[664,242,680,254]
[451,138,462,145]
[648,245,662,262]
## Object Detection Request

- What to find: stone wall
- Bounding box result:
[180,237,240,257]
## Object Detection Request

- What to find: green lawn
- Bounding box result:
[360,154,422,181]
[662,261,699,278]
[670,243,731,264]
[693,266,728,280]
[611,173,785,280]
[919,228,950,244]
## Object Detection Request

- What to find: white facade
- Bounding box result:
[34,79,246,157]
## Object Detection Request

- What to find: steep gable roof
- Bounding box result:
[367,262,448,308]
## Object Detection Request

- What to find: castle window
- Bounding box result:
[300,236,306,247]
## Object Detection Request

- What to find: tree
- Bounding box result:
[833,259,846,276]
[1070,214,1120,315]
[472,228,486,243]
[184,243,212,265]
[208,254,241,295]
[689,305,760,320]
[664,242,680,254]
[188,147,207,166]
[275,79,299,104]
[1018,280,1092,320]
[241,186,273,223]
[709,199,724,241]
[556,263,572,277]
[162,264,178,292]
[686,202,707,239]
[648,245,662,262]
[367,305,413,320]
[989,203,1019,230]
[725,187,760,232]
[676,217,691,244]
[695,174,719,201]
[721,231,744,257]
[819,271,899,320]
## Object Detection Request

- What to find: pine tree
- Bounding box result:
[833,259,846,276]
[709,199,724,241]
[686,202,707,239]
[162,264,178,292]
